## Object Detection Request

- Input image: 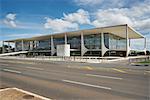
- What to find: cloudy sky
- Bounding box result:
[0,0,150,50]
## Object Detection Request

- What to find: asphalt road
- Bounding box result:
[0,58,149,100]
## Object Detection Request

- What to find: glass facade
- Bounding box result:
[84,34,101,49]
[68,36,81,49]
[104,33,126,50]
[24,41,30,50]
[104,33,109,48]
[15,32,127,56]
[53,38,65,49]
[36,39,50,50]
[16,41,22,51]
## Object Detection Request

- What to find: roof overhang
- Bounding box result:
[4,24,144,42]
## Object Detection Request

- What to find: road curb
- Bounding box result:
[0,87,52,100]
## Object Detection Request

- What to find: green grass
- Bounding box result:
[138,60,150,64]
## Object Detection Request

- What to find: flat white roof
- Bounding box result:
[4,24,144,42]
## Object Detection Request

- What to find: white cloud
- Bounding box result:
[74,0,104,6]
[92,9,133,27]
[4,20,17,28]
[74,0,128,8]
[134,19,150,33]
[44,17,78,33]
[44,9,90,32]
[91,0,150,33]
[6,13,16,20]
[4,13,17,28]
[63,9,90,24]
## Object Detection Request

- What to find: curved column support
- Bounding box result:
[65,33,67,44]
[101,33,109,57]
[8,42,11,53]
[21,40,24,51]
[126,25,130,57]
[81,32,88,56]
[15,41,17,52]
[2,41,5,53]
[51,36,55,56]
[128,46,131,56]
[144,37,147,55]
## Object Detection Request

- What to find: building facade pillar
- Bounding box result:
[8,42,11,52]
[51,36,55,56]
[129,39,131,47]
[14,41,17,52]
[65,33,67,44]
[21,40,24,51]
[81,32,88,56]
[101,33,108,57]
[126,25,130,57]
[2,41,5,53]
[144,37,147,55]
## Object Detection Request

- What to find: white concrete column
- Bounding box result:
[144,37,147,55]
[65,33,67,44]
[14,41,17,52]
[29,41,33,50]
[51,36,55,56]
[21,40,24,51]
[81,32,88,56]
[126,25,130,57]
[2,41,5,53]
[101,33,108,57]
[129,39,131,47]
[8,42,11,52]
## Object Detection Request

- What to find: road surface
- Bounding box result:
[0,58,149,100]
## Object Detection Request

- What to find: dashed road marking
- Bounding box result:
[146,71,150,73]
[25,67,44,70]
[0,63,10,66]
[145,71,150,74]
[62,79,111,90]
[86,74,123,80]
[2,69,22,74]
[112,68,127,73]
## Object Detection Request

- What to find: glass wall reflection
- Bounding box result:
[36,39,50,50]
[84,34,101,49]
[53,38,65,49]
[104,33,126,50]
[68,36,81,49]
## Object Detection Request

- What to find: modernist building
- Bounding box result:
[3,24,146,57]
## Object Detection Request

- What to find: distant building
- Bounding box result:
[3,24,146,57]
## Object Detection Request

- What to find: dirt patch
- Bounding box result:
[0,88,51,100]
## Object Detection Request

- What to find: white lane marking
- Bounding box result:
[86,74,123,80]
[62,80,111,90]
[145,71,150,73]
[0,63,9,66]
[13,88,51,100]
[2,69,22,74]
[144,71,150,75]
[25,66,44,70]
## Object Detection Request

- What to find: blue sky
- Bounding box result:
[0,0,150,50]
